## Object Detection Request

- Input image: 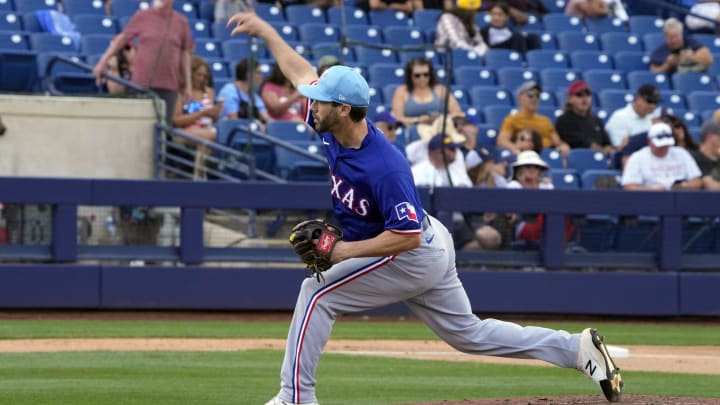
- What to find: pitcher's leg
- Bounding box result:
[405,268,579,368]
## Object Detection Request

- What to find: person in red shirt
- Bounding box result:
[92,0,194,130]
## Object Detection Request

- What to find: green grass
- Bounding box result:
[0,318,718,404]
[1,319,719,345]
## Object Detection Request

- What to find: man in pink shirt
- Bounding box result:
[92,0,194,129]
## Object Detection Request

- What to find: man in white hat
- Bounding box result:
[622,122,702,190]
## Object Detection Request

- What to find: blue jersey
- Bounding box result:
[308,114,424,242]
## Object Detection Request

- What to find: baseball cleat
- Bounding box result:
[264,395,319,405]
[577,328,623,403]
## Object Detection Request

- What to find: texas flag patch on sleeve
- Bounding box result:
[395,202,418,223]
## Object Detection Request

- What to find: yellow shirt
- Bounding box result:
[500,112,556,148]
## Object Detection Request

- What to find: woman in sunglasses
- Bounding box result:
[391,57,464,131]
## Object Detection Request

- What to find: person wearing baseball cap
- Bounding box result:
[690,119,720,190]
[605,83,661,148]
[496,80,570,156]
[555,80,614,156]
[621,122,702,190]
[372,110,400,143]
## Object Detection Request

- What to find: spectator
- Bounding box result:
[356,0,423,14]
[480,0,548,26]
[216,58,273,125]
[260,63,307,123]
[690,119,720,190]
[685,1,720,34]
[480,1,540,54]
[510,127,543,154]
[496,81,570,156]
[434,2,488,57]
[649,18,714,74]
[555,80,614,156]
[621,122,703,190]
[664,112,699,151]
[316,55,341,76]
[214,0,254,23]
[391,57,464,130]
[565,0,628,21]
[604,84,661,149]
[172,56,223,179]
[506,150,574,243]
[92,0,194,131]
[103,39,135,95]
[464,148,512,250]
[372,110,401,143]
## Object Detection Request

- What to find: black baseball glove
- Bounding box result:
[289,219,343,280]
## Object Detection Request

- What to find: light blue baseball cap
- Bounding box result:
[297,66,370,107]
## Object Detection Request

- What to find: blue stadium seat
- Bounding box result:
[659,90,688,110]
[298,23,340,43]
[397,49,441,65]
[543,13,584,33]
[284,5,326,25]
[569,50,614,71]
[672,72,716,93]
[496,67,539,93]
[80,34,112,55]
[369,9,409,27]
[382,26,425,48]
[216,119,276,177]
[470,85,513,107]
[537,105,561,119]
[194,38,222,59]
[556,31,601,52]
[268,22,299,42]
[524,14,544,31]
[211,21,233,41]
[413,8,441,31]
[525,49,569,70]
[472,124,497,147]
[205,57,230,79]
[541,0,566,14]
[566,148,609,175]
[274,140,328,182]
[30,33,78,53]
[72,15,119,36]
[483,48,523,69]
[173,1,198,19]
[110,0,150,18]
[450,85,471,108]
[483,105,516,129]
[540,148,564,169]
[539,68,581,92]
[627,15,664,35]
[368,63,405,86]
[533,31,558,50]
[199,1,214,21]
[453,66,497,88]
[21,12,43,32]
[597,88,633,111]
[693,33,720,54]
[613,51,649,72]
[583,69,627,90]
[327,6,368,26]
[0,11,23,32]
[600,32,644,53]
[584,16,626,33]
[254,3,285,22]
[370,84,389,105]
[266,120,316,142]
[580,169,621,190]
[344,24,384,45]
[311,42,355,63]
[0,32,29,51]
[642,32,665,54]
[15,0,58,13]
[222,39,266,61]
[550,169,580,189]
[0,50,38,92]
[354,46,397,65]
[188,19,211,39]
[63,0,106,16]
[450,48,484,67]
[687,90,720,111]
[0,0,14,12]
[626,70,671,91]
[670,109,702,127]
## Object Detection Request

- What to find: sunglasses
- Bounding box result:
[573,91,591,97]
[412,72,430,78]
[672,122,683,129]
[525,91,539,99]
[517,135,532,142]
[643,97,658,104]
